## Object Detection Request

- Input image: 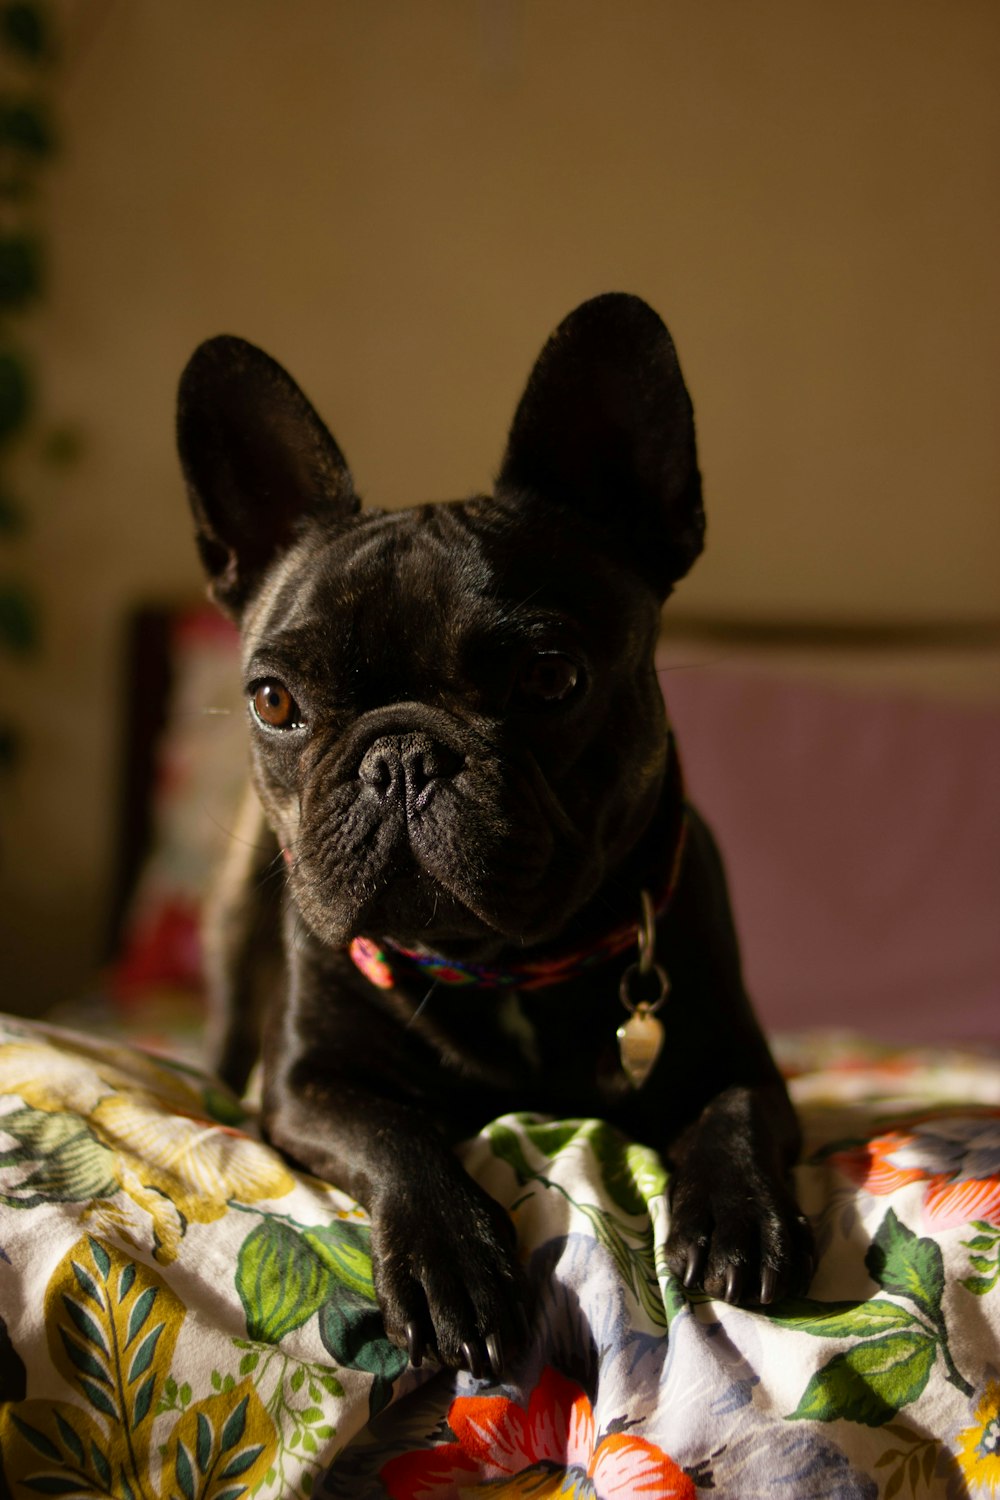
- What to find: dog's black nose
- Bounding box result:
[358,734,463,805]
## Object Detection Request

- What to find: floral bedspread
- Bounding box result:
[0,1016,998,1499]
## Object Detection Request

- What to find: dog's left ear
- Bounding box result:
[497,293,705,596]
[177,335,358,616]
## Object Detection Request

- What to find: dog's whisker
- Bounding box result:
[252,862,288,898]
[656,656,733,676]
[202,809,275,853]
[406,981,440,1027]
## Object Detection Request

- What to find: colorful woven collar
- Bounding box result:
[348,742,688,995]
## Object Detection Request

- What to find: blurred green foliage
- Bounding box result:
[0,0,69,773]
[0,232,43,307]
[1,1,50,62]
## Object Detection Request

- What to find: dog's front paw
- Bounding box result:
[664,1166,814,1307]
[370,1178,527,1379]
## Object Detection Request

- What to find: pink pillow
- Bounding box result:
[662,663,1000,1043]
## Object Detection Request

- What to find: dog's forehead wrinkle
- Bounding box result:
[320,513,507,685]
[245,502,549,664]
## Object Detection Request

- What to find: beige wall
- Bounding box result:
[2,0,998,1010]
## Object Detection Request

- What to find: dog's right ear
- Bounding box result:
[177,336,358,615]
[497,294,704,598]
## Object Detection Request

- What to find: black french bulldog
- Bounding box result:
[177,293,813,1381]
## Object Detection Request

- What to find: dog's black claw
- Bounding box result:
[405,1320,424,1368]
[759,1265,778,1305]
[461,1340,485,1380]
[724,1263,743,1304]
[485,1332,504,1381]
[683,1244,706,1290]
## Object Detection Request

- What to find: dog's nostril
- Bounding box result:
[358,743,399,796]
[407,742,463,792]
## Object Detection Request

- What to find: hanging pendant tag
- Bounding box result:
[617,893,669,1089]
[617,1004,665,1089]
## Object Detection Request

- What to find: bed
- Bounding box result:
[1,608,997,1498]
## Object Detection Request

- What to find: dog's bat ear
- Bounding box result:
[497,293,705,596]
[177,335,358,615]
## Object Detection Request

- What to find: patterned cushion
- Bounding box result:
[1,1016,998,1497]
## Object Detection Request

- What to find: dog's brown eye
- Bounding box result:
[516,652,580,705]
[252,681,301,729]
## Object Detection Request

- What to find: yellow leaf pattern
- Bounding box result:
[0,1233,279,1498]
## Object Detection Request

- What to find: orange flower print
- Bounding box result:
[832,1117,1000,1230]
[380,1365,695,1498]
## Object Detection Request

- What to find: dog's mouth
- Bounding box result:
[285,726,594,957]
[334,858,522,961]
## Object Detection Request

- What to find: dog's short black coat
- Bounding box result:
[177,293,813,1380]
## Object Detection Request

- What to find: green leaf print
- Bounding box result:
[865,1209,944,1320]
[160,1381,275,1499]
[0,1104,117,1206]
[236,1219,337,1344]
[234,1212,404,1418]
[487,1117,614,1189]
[779,1207,975,1426]
[7,1405,120,1494]
[51,1235,177,1443]
[763,1296,918,1340]
[520,1120,589,1160]
[235,1214,392,1346]
[318,1291,407,1418]
[873,1423,955,1500]
[301,1221,376,1301]
[961,1221,1000,1296]
[486,1116,668,1328]
[577,1201,664,1330]
[486,1120,543,1183]
[590,1126,661,1217]
[789,1330,937,1427]
[486,1117,667,1217]
[3,1233,284,1499]
[624,1140,669,1204]
[655,1246,690,1329]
